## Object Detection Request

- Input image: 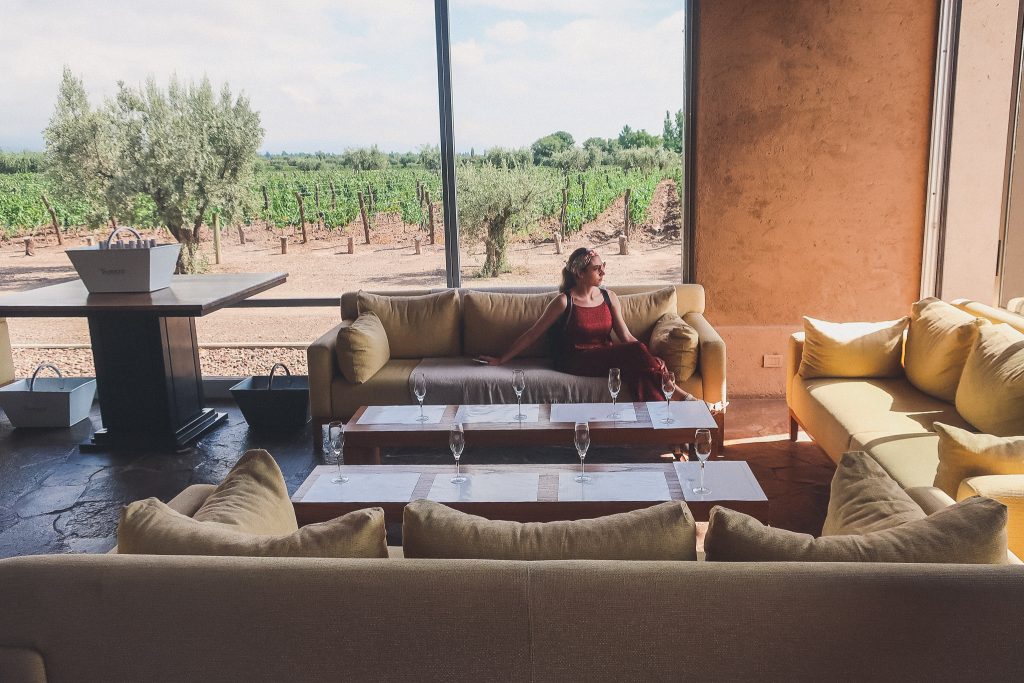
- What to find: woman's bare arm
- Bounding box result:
[480,294,568,366]
[607,291,639,344]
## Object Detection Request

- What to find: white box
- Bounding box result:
[66,243,181,293]
[0,378,96,428]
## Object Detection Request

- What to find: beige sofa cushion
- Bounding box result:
[402,499,697,560]
[649,313,699,382]
[851,432,942,490]
[357,290,460,358]
[616,287,677,343]
[789,375,972,463]
[933,423,1024,497]
[956,324,1024,436]
[335,312,390,384]
[118,500,388,558]
[798,316,908,379]
[191,449,297,535]
[905,298,986,402]
[463,290,555,358]
[822,452,926,536]
[959,474,1024,561]
[705,497,1007,564]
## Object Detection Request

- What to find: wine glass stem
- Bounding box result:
[517,395,522,418]
[456,457,460,478]
[666,398,670,419]
[699,460,705,491]
[419,400,424,420]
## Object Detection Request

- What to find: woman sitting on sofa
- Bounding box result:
[479,247,693,401]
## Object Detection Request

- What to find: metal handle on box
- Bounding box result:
[104,226,143,248]
[29,363,64,391]
[267,363,291,389]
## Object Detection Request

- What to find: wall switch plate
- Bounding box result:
[763,354,783,368]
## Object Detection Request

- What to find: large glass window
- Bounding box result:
[0,1,442,377]
[449,0,686,289]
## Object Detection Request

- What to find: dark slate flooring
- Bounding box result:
[0,398,835,558]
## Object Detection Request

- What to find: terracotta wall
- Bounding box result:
[694,0,938,396]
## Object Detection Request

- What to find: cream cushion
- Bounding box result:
[904,298,985,402]
[705,497,1007,564]
[462,290,555,358]
[955,324,1024,436]
[616,287,677,343]
[335,312,390,384]
[798,316,908,379]
[117,499,388,558]
[402,499,697,560]
[822,452,926,535]
[649,313,699,382]
[959,474,1024,560]
[933,423,1024,497]
[356,290,460,358]
[191,449,297,535]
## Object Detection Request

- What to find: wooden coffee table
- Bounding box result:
[291,461,768,526]
[341,401,719,465]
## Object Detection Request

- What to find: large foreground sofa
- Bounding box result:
[308,284,727,447]
[788,299,1024,554]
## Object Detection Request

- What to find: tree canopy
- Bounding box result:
[44,68,263,272]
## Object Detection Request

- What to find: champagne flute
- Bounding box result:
[449,423,467,484]
[511,369,526,421]
[329,421,348,484]
[607,367,622,419]
[413,372,428,422]
[574,421,591,483]
[661,371,675,424]
[693,428,712,494]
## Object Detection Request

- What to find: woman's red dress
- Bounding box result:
[555,295,667,401]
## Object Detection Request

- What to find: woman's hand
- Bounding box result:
[477,355,503,366]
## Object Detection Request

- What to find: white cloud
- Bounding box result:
[0,0,683,153]
[485,20,530,45]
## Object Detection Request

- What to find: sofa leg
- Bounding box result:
[789,412,799,442]
[712,410,726,455]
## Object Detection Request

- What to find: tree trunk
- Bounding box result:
[481,221,511,277]
[40,194,63,245]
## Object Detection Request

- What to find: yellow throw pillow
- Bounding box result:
[616,287,678,343]
[955,324,1024,436]
[336,312,390,384]
[822,452,926,536]
[798,316,908,379]
[705,497,1007,564]
[402,499,697,560]
[649,313,699,382]
[191,449,297,535]
[117,499,387,558]
[933,422,1024,497]
[905,298,986,402]
[356,289,460,359]
[463,290,556,358]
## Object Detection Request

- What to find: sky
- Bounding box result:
[0,0,684,154]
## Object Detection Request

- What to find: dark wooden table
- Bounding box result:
[0,273,286,451]
[292,462,768,526]
[342,401,719,464]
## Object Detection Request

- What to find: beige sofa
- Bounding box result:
[308,284,727,447]
[1,482,1021,681]
[787,300,1024,555]
[0,318,13,387]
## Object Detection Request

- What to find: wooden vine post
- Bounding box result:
[357,192,371,244]
[280,236,288,254]
[24,237,35,256]
[581,179,587,209]
[212,213,221,265]
[237,225,246,245]
[425,191,436,245]
[261,186,270,212]
[623,188,632,239]
[294,191,308,243]
[329,180,337,210]
[559,188,568,238]
[39,194,63,245]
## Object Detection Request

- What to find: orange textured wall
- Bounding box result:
[695,0,938,396]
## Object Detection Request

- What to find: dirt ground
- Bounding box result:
[2,181,683,376]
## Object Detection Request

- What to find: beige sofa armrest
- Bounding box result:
[682,312,725,405]
[167,484,217,517]
[904,486,956,515]
[307,321,347,420]
[959,475,1024,562]
[0,318,13,388]
[786,332,804,405]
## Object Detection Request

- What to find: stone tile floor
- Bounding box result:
[0,398,834,558]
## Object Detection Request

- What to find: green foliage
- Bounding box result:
[0,151,46,174]
[531,131,575,165]
[617,125,661,150]
[43,69,264,271]
[662,109,684,153]
[483,147,532,169]
[457,163,555,276]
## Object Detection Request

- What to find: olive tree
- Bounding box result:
[456,163,552,277]
[45,68,263,272]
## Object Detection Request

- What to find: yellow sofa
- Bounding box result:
[2,481,1022,681]
[787,300,1024,555]
[308,284,727,447]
